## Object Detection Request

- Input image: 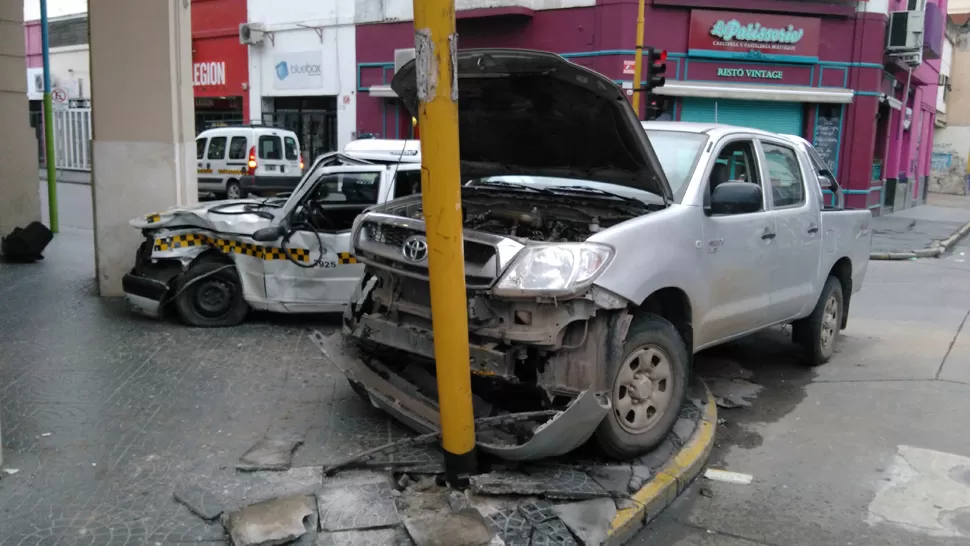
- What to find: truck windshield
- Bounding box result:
[645,130,708,199]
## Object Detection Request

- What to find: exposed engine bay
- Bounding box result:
[380,190,648,244]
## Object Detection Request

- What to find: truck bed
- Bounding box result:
[820,208,872,294]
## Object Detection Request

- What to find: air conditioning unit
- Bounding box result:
[26,67,44,100]
[394,48,416,74]
[239,23,265,46]
[887,2,925,52]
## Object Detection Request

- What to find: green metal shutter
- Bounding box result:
[679,98,805,136]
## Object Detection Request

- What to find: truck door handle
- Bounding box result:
[761,229,776,240]
[808,224,819,234]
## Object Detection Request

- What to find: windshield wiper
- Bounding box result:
[548,185,647,206]
[469,180,556,195]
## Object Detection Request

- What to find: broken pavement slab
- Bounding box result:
[316,527,414,545]
[471,466,611,501]
[317,472,402,532]
[552,499,617,546]
[402,508,495,546]
[237,435,305,472]
[223,494,317,546]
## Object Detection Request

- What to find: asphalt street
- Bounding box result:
[634,235,970,546]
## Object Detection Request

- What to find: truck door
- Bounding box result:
[758,138,823,323]
[265,165,384,312]
[698,137,775,346]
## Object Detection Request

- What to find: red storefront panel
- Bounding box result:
[191,0,249,116]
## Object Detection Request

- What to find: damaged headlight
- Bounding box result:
[493,243,614,297]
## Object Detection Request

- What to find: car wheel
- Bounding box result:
[792,276,844,366]
[226,180,242,200]
[174,261,249,327]
[595,314,689,460]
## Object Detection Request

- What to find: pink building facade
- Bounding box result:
[356,0,944,214]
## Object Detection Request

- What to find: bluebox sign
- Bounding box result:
[273,51,324,90]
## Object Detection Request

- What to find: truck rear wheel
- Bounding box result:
[792,276,844,366]
[174,261,249,328]
[595,314,689,460]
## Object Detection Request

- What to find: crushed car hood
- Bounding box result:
[129,199,277,234]
[391,48,673,202]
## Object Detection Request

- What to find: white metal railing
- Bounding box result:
[52,107,92,171]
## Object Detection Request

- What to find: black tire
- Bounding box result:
[595,314,689,460]
[792,276,844,366]
[226,180,242,200]
[174,261,249,327]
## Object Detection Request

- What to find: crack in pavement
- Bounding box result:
[937,307,970,380]
[675,518,784,546]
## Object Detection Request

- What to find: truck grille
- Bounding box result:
[353,215,523,290]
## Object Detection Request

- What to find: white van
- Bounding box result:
[196,125,303,199]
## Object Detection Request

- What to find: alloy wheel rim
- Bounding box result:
[820,295,839,351]
[228,185,241,199]
[612,344,673,435]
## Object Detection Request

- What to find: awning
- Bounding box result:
[368,85,398,98]
[880,93,903,110]
[654,81,854,104]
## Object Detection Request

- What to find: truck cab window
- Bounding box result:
[393,170,422,199]
[710,140,761,193]
[762,143,806,208]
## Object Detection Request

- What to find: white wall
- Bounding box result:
[49,45,91,99]
[856,0,890,14]
[246,0,356,149]
[939,38,953,113]
[355,0,595,23]
[931,125,970,194]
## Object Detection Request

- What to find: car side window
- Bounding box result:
[762,142,806,208]
[196,138,208,160]
[228,137,248,160]
[393,170,422,199]
[258,135,282,160]
[284,137,299,161]
[207,137,227,160]
[706,139,762,213]
[309,172,382,205]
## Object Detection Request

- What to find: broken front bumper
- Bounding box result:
[312,331,611,461]
[122,269,170,319]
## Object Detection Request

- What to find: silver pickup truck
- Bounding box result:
[317,48,872,462]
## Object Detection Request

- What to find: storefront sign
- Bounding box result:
[193,61,227,87]
[689,10,821,58]
[688,62,812,87]
[273,51,324,90]
[716,67,783,80]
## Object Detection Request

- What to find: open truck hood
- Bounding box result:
[391,48,672,202]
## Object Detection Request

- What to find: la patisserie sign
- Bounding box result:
[689,10,821,58]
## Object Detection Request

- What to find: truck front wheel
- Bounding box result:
[596,314,689,460]
[792,276,844,366]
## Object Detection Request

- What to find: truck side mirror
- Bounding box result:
[252,225,285,242]
[818,174,835,191]
[710,182,762,215]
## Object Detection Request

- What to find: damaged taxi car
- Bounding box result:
[121,143,424,327]
[318,49,873,461]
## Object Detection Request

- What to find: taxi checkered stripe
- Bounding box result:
[152,234,310,262]
[146,213,161,224]
[338,252,357,265]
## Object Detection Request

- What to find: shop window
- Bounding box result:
[258,135,283,160]
[762,142,805,208]
[284,137,299,161]
[228,137,248,160]
[196,138,208,160]
[393,170,422,199]
[206,137,227,160]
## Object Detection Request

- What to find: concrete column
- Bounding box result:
[0,0,42,237]
[89,0,196,296]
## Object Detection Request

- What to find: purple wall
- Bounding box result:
[356,3,889,210]
[24,21,42,68]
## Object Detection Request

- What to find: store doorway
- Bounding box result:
[263,97,337,166]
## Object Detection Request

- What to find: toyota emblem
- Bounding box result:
[402,235,429,262]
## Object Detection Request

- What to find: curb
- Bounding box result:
[870,219,970,260]
[604,383,717,545]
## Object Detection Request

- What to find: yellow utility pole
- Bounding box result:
[631,0,647,119]
[410,0,478,484]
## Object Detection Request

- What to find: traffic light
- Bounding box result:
[644,47,667,94]
[643,47,667,121]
